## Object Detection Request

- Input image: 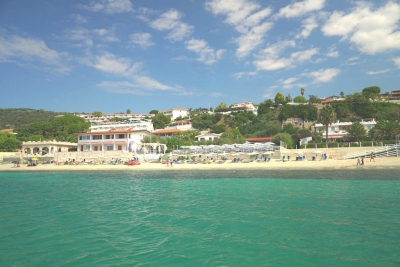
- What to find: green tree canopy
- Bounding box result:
[0,132,21,152]
[294,96,307,103]
[215,102,228,112]
[149,110,158,114]
[151,113,171,129]
[92,111,103,117]
[362,86,381,100]
[272,132,294,148]
[274,92,285,105]
[345,121,367,141]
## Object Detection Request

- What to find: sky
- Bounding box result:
[0,0,400,114]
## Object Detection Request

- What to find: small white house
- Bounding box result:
[195,133,222,141]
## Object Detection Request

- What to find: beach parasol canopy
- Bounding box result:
[32,157,38,161]
[314,150,322,154]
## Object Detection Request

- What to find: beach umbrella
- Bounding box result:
[314,150,322,154]
[32,157,38,161]
[295,151,304,154]
[263,151,273,155]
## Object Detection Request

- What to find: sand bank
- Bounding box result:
[1,157,399,172]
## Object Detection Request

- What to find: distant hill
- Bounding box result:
[0,108,70,129]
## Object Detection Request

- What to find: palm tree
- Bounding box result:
[346,121,367,141]
[318,105,337,147]
[300,88,305,96]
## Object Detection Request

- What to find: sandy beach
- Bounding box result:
[1,157,399,172]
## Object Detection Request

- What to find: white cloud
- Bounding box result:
[326,45,339,57]
[254,40,318,71]
[205,0,273,58]
[276,0,325,18]
[322,2,400,54]
[296,16,318,39]
[393,57,400,68]
[130,33,154,49]
[236,22,272,58]
[233,71,257,79]
[150,9,193,41]
[185,38,226,65]
[93,28,119,42]
[281,77,298,89]
[86,52,141,76]
[97,77,184,95]
[0,30,69,73]
[77,0,133,14]
[367,69,390,75]
[64,28,93,47]
[64,27,119,47]
[263,87,276,99]
[303,68,340,83]
[71,14,87,24]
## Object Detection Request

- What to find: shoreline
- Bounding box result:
[1,157,399,172]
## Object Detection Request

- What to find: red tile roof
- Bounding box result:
[246,137,272,142]
[152,129,182,134]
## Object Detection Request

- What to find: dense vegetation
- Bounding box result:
[1,86,399,152]
[0,108,69,129]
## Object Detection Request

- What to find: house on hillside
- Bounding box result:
[160,108,188,121]
[313,119,377,141]
[195,133,221,141]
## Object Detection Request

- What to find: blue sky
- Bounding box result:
[0,0,399,114]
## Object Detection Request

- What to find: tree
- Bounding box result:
[294,96,307,103]
[308,95,321,104]
[274,92,285,105]
[340,91,345,98]
[346,121,367,141]
[272,133,294,148]
[215,102,228,112]
[372,120,400,140]
[149,110,158,114]
[362,86,381,100]
[151,113,171,129]
[0,132,20,152]
[127,109,131,114]
[92,111,103,117]
[285,94,292,103]
[300,88,305,96]
[318,105,337,146]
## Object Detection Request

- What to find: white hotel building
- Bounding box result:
[314,119,377,141]
[77,120,156,152]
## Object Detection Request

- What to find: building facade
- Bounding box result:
[314,119,377,141]
[160,108,188,121]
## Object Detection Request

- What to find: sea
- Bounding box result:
[0,169,399,267]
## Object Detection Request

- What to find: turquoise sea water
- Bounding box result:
[1,169,400,266]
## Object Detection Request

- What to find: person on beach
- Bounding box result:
[356,157,361,166]
[170,158,173,167]
[361,156,364,165]
[370,152,375,162]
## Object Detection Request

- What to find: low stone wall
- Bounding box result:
[0,152,21,163]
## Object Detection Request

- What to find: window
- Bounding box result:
[331,127,335,131]
[117,134,125,139]
[79,135,90,140]
[92,135,102,140]
[117,145,122,150]
[105,135,114,139]
[367,126,372,130]
[106,145,114,151]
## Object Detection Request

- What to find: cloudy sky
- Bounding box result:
[0,0,399,113]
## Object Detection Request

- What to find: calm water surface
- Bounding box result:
[0,169,399,266]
